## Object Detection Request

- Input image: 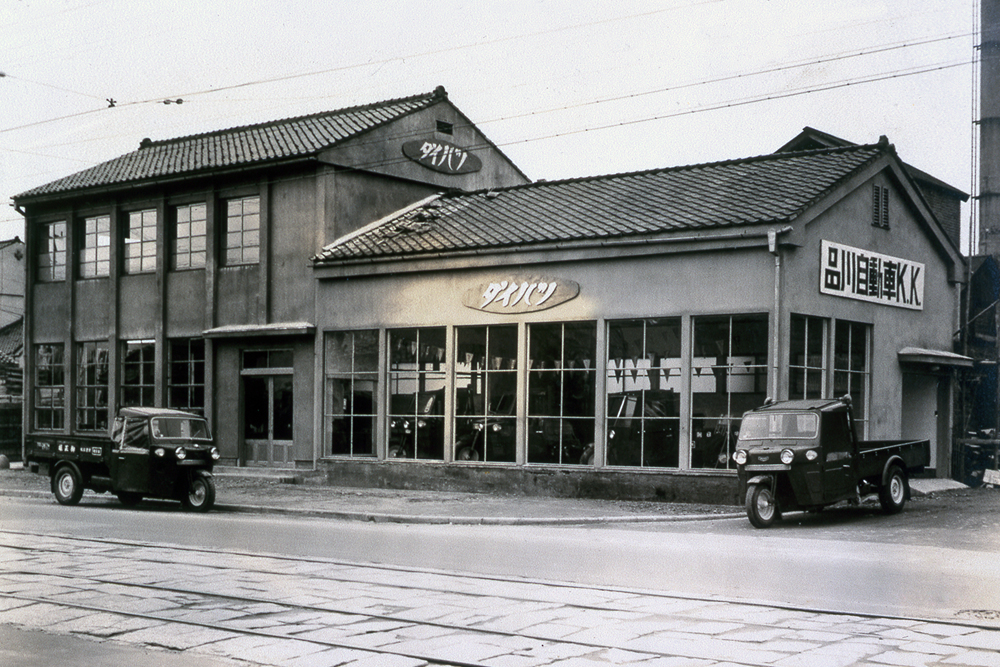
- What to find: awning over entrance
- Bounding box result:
[202,322,315,339]
[897,347,973,369]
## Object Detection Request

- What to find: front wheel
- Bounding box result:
[182,472,216,512]
[746,483,779,528]
[879,466,907,514]
[53,465,83,506]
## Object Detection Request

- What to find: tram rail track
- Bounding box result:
[2,529,999,667]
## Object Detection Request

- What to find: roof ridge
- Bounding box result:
[137,87,447,150]
[448,140,888,200]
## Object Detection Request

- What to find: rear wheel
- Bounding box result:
[182,472,216,512]
[746,484,779,528]
[53,466,83,506]
[879,466,907,514]
[456,446,480,461]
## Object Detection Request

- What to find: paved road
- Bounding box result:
[3,526,1000,667]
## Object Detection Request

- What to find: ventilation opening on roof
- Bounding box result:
[872,184,889,229]
[436,120,453,135]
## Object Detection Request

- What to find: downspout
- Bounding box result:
[769,228,781,401]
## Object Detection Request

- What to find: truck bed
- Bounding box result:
[856,439,930,479]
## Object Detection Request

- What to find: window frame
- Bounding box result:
[78,213,111,279]
[34,344,65,430]
[222,195,261,266]
[324,330,378,458]
[123,208,158,274]
[76,341,110,431]
[171,202,207,270]
[168,338,205,414]
[122,340,155,407]
[36,221,67,283]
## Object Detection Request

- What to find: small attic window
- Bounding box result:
[872,184,889,229]
[436,120,453,135]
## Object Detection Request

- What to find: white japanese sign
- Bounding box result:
[820,240,924,311]
[463,277,579,314]
[402,139,482,175]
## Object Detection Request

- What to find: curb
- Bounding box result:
[0,488,742,525]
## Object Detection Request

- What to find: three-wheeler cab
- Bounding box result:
[27,407,220,511]
[733,396,929,528]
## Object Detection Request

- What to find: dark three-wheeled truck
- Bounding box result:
[26,407,220,511]
[733,396,930,528]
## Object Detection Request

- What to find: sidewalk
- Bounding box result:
[0,463,965,525]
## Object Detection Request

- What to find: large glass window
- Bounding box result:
[37,221,66,282]
[834,320,870,437]
[122,340,155,407]
[527,322,596,465]
[325,331,378,457]
[388,328,446,459]
[79,214,111,278]
[34,344,65,430]
[691,315,768,469]
[172,203,207,270]
[76,341,109,431]
[454,325,517,463]
[169,339,205,413]
[124,209,157,274]
[224,196,260,266]
[789,315,827,400]
[606,319,681,467]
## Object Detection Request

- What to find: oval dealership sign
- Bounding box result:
[463,277,579,314]
[402,139,482,175]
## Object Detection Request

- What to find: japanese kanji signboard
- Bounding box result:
[463,277,579,314]
[820,240,924,310]
[402,139,482,175]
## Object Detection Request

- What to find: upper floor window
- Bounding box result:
[124,209,157,274]
[79,214,111,278]
[37,221,67,282]
[172,203,207,270]
[224,196,260,266]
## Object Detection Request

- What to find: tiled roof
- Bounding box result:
[315,142,886,263]
[0,318,23,365]
[15,88,449,200]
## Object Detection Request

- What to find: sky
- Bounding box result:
[0,0,979,250]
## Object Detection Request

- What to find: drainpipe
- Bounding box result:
[769,228,781,400]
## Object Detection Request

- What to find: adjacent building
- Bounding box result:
[13,88,969,502]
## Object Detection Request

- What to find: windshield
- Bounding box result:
[151,417,212,441]
[738,412,819,441]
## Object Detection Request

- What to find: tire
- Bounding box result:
[456,446,480,461]
[746,484,779,528]
[182,472,216,512]
[52,466,83,506]
[879,466,907,514]
[117,492,143,507]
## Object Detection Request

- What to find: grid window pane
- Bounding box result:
[527,322,596,465]
[324,331,378,457]
[124,209,157,274]
[455,325,517,463]
[76,341,109,431]
[388,328,446,460]
[37,222,67,282]
[606,319,681,468]
[34,344,65,429]
[122,341,155,407]
[169,339,205,414]
[691,314,768,469]
[789,315,827,400]
[79,214,111,278]
[834,320,870,437]
[172,203,207,270]
[223,196,261,266]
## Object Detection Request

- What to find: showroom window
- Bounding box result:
[169,339,205,413]
[606,318,681,467]
[691,314,768,469]
[454,325,517,463]
[834,320,870,437]
[387,328,446,459]
[789,315,827,400]
[325,330,378,457]
[34,344,65,430]
[122,340,155,407]
[527,322,596,465]
[76,341,109,431]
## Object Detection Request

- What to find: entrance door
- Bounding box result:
[901,372,940,470]
[244,375,294,467]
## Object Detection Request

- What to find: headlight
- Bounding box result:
[174,446,187,460]
[154,448,166,457]
[473,422,484,431]
[733,449,748,465]
[780,449,794,465]
[805,449,818,462]
[491,423,502,433]
[210,447,221,461]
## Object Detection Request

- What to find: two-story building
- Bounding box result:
[13,87,528,469]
